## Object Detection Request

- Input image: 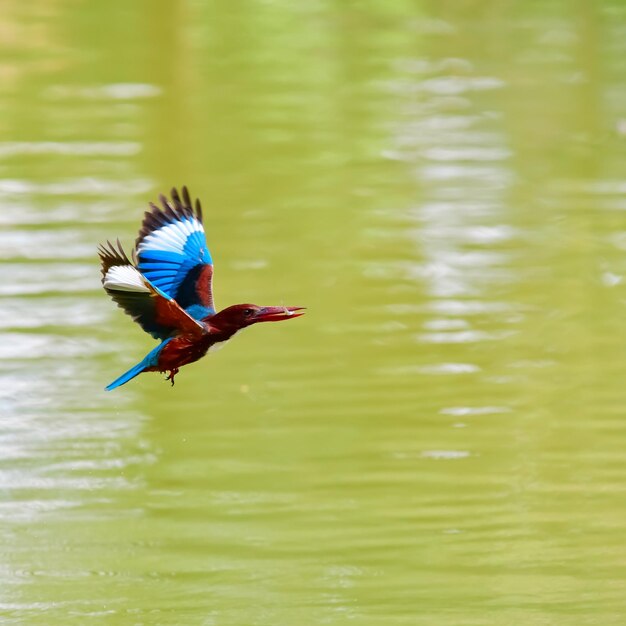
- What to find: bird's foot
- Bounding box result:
[165,368,179,386]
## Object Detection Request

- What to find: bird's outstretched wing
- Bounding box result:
[98,240,206,340]
[134,187,215,321]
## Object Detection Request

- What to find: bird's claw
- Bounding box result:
[165,368,179,386]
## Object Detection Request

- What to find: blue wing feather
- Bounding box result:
[135,187,215,318]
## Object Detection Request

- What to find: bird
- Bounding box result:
[98,186,305,391]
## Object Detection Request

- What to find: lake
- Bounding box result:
[1,1,626,624]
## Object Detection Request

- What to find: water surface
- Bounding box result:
[1,2,626,625]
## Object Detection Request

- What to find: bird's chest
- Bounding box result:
[158,336,211,368]
[158,333,232,369]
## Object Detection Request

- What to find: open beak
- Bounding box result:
[255,306,306,322]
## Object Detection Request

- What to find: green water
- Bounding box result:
[2,1,626,624]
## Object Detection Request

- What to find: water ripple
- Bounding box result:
[440,406,511,416]
[0,264,96,295]
[420,450,471,460]
[0,230,100,260]
[0,298,104,328]
[0,177,153,197]
[0,142,141,158]
[416,329,515,344]
[0,333,116,359]
[45,83,162,100]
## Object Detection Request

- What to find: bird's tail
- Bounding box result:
[105,339,172,391]
[105,360,147,391]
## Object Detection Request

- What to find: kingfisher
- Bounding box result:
[98,186,304,391]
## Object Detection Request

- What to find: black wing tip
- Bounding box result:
[195,197,203,223]
[135,185,204,247]
[98,239,133,280]
[172,185,201,222]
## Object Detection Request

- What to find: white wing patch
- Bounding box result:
[104,265,149,292]
[137,218,204,256]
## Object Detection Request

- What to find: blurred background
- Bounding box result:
[1,1,626,624]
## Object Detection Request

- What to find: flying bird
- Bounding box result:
[98,187,304,390]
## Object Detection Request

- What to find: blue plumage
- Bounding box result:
[106,339,172,391]
[136,194,215,319]
[184,303,213,320]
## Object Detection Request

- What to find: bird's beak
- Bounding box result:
[255,306,306,322]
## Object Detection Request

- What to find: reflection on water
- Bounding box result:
[2,1,626,625]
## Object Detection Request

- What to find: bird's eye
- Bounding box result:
[243,308,254,317]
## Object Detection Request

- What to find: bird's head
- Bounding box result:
[209,303,306,333]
